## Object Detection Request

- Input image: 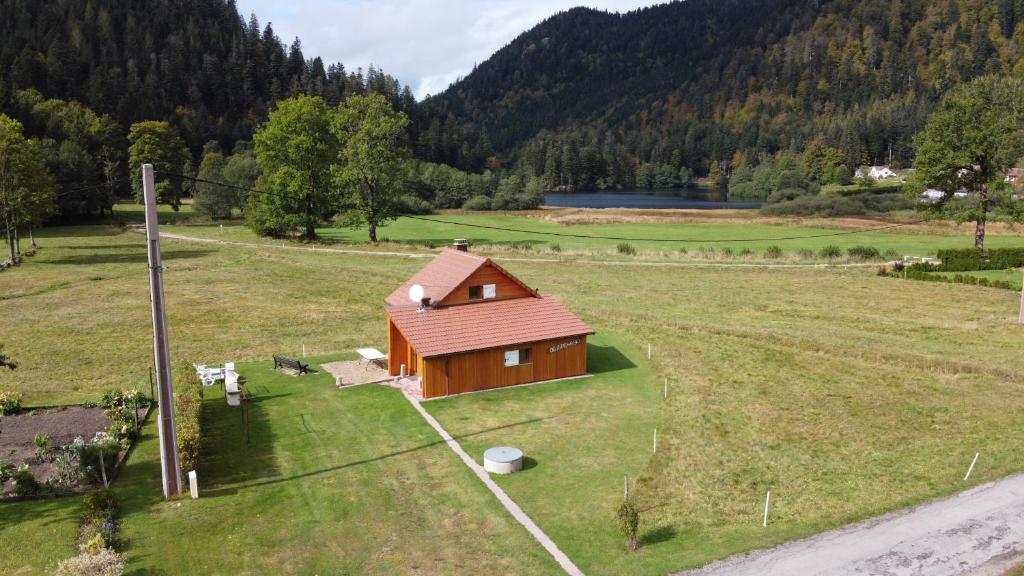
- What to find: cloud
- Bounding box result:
[235,0,657,99]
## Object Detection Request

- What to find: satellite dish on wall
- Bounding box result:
[408,284,425,303]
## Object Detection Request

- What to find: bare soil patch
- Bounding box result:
[320,360,390,386]
[0,406,111,497]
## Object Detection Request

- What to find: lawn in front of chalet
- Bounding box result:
[3,222,1024,575]
[2,356,562,576]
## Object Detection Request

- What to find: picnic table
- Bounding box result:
[357,348,386,368]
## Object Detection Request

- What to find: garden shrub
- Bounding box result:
[818,245,842,259]
[847,245,881,260]
[0,460,14,481]
[0,390,21,415]
[617,497,640,552]
[764,245,783,259]
[548,243,561,252]
[34,433,51,461]
[617,243,637,256]
[721,247,734,257]
[739,248,753,257]
[101,389,151,442]
[175,365,204,474]
[13,466,40,496]
[83,489,121,521]
[52,448,84,488]
[53,548,125,576]
[796,248,815,259]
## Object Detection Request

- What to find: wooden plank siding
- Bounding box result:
[419,335,588,399]
[387,318,411,376]
[439,263,533,306]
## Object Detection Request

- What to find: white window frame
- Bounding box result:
[483,284,496,299]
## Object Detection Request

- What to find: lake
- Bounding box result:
[544,188,762,209]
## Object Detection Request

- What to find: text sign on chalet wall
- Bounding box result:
[548,338,581,354]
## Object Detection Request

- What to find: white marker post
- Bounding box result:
[624,475,629,500]
[763,490,771,527]
[647,343,652,360]
[302,343,306,357]
[664,378,668,399]
[653,428,657,453]
[1019,271,1024,324]
[965,452,980,481]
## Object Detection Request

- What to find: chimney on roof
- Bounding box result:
[453,239,469,252]
[418,297,431,311]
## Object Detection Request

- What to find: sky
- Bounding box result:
[235,0,659,99]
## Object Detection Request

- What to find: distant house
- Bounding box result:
[1005,168,1022,184]
[857,165,898,180]
[918,189,945,203]
[385,240,594,399]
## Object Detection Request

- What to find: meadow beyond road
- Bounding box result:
[678,473,1024,576]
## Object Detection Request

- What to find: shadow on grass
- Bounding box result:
[39,249,215,266]
[63,243,146,250]
[587,343,638,374]
[197,390,281,490]
[521,456,539,471]
[0,495,82,533]
[201,414,552,498]
[639,524,678,547]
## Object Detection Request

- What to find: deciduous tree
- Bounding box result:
[250,95,340,239]
[127,121,191,209]
[0,115,57,265]
[332,94,410,242]
[913,76,1024,253]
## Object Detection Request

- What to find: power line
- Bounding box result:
[154,170,938,244]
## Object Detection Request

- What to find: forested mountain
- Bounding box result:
[0,0,468,219]
[429,0,1024,190]
[0,0,416,152]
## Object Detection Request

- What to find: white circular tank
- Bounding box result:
[483,447,524,474]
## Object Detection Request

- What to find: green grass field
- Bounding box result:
[161,211,1024,258]
[2,218,1024,574]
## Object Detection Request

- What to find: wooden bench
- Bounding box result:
[273,354,310,375]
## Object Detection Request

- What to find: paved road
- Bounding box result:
[678,474,1024,576]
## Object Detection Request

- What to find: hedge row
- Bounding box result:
[933,248,1024,272]
[174,365,203,475]
[881,265,1017,290]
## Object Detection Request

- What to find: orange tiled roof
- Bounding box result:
[388,295,593,357]
[385,249,489,307]
[385,248,537,307]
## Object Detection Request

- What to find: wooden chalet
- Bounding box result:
[385,240,593,399]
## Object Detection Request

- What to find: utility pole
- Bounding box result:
[142,163,181,498]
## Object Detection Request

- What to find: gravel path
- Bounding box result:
[677,473,1024,576]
